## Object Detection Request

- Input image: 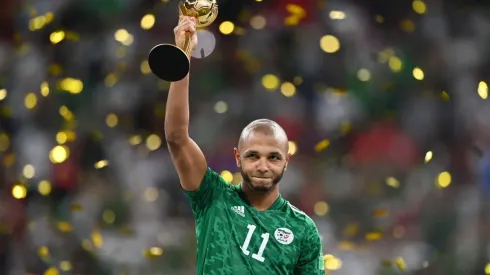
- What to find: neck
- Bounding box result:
[242,183,280,211]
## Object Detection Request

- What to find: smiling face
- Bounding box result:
[234,120,291,193]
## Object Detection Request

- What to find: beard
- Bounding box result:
[240,165,285,193]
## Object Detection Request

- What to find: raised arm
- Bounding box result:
[165,16,207,192]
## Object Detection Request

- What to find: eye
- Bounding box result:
[269,155,281,160]
[245,153,259,159]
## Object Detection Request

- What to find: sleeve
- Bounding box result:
[182,167,227,219]
[294,220,325,275]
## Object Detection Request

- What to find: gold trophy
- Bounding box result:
[148,0,218,81]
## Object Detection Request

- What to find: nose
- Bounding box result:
[256,158,269,173]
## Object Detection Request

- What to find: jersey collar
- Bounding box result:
[236,184,286,211]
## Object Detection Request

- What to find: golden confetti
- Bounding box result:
[143,247,164,259]
[44,267,59,275]
[49,31,65,44]
[478,81,488,99]
[424,151,433,163]
[57,221,73,232]
[314,139,330,152]
[314,201,329,216]
[395,257,407,271]
[365,231,383,241]
[401,19,415,32]
[0,89,7,101]
[34,183,51,198]
[324,254,342,270]
[413,67,424,80]
[413,0,427,14]
[262,74,280,90]
[441,91,450,101]
[386,177,400,188]
[219,21,234,34]
[59,261,72,271]
[91,229,103,248]
[337,241,355,250]
[146,134,162,151]
[372,209,388,217]
[38,246,50,257]
[102,210,116,224]
[436,171,451,188]
[12,184,27,199]
[220,170,233,182]
[70,204,83,212]
[95,160,109,169]
[284,4,306,26]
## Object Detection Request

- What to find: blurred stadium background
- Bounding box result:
[1,0,490,274]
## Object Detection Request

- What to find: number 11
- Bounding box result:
[240,224,269,262]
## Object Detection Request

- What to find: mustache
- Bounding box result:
[239,163,286,190]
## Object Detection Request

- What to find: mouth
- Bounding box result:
[253,176,271,180]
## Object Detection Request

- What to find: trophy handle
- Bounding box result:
[179,2,198,59]
[182,33,192,59]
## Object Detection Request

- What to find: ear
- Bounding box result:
[284,153,292,171]
[233,147,241,167]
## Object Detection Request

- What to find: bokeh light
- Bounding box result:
[141,14,155,30]
[1,1,488,273]
[219,21,234,35]
[250,16,266,29]
[413,0,427,14]
[146,134,162,151]
[262,74,280,90]
[413,67,424,80]
[214,101,228,113]
[0,89,6,100]
[280,82,296,97]
[220,170,233,182]
[49,146,69,163]
[320,35,340,53]
[12,184,27,199]
[478,81,488,99]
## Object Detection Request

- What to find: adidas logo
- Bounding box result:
[231,206,245,217]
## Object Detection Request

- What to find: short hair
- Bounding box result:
[238,119,289,151]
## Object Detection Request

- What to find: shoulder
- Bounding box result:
[186,167,235,196]
[201,168,228,185]
[284,202,318,232]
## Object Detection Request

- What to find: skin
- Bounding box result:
[165,16,290,211]
[234,120,291,211]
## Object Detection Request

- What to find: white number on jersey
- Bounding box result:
[240,224,269,262]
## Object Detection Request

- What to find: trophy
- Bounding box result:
[148,0,218,81]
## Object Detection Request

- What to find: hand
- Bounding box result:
[174,16,198,53]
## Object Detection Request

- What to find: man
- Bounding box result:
[166,16,324,274]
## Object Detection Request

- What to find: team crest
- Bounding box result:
[274,228,294,245]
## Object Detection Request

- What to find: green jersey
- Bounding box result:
[184,168,325,275]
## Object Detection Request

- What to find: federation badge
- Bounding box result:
[274,228,294,245]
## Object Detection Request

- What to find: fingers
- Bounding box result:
[174,17,197,39]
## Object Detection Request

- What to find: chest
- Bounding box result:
[210,191,302,268]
